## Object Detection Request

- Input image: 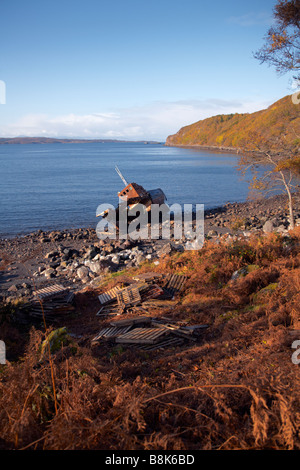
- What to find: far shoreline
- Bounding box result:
[165,142,240,154]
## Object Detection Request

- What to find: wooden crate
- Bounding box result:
[116,286,141,310]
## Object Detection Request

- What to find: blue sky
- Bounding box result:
[0,0,298,140]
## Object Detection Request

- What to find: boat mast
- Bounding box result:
[115,166,128,187]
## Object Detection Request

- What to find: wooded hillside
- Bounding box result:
[166,94,300,151]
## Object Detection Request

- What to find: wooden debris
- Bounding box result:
[163,274,188,298]
[28,289,75,321]
[109,316,152,327]
[98,286,123,305]
[184,324,209,334]
[92,271,197,351]
[91,325,132,343]
[139,337,184,351]
[116,285,141,311]
[151,320,197,341]
[116,327,169,345]
[96,304,122,317]
[141,284,164,301]
[33,283,67,300]
[141,299,178,309]
[132,272,163,283]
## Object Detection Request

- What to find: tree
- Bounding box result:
[254,0,300,81]
[238,132,300,229]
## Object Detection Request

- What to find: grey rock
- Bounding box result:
[21,282,31,289]
[171,243,185,252]
[84,247,99,260]
[88,262,102,274]
[45,250,59,259]
[40,237,51,243]
[111,255,120,265]
[8,284,19,292]
[135,254,145,265]
[276,224,287,233]
[44,268,56,278]
[157,242,173,257]
[263,220,274,233]
[207,230,218,237]
[77,266,90,279]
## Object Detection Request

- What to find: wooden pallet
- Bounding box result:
[33,283,67,300]
[28,288,75,320]
[98,286,123,305]
[91,325,132,343]
[96,303,121,316]
[163,274,188,297]
[116,327,169,344]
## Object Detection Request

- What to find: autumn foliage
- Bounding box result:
[1,230,300,450]
[166,94,300,151]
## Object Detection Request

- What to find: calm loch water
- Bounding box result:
[0,142,250,237]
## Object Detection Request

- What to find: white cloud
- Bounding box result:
[226,12,273,27]
[0,98,273,141]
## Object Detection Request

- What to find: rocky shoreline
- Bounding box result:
[1,193,300,303]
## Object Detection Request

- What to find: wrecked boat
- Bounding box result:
[97,166,167,231]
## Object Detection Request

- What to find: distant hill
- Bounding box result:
[166,94,300,152]
[0,137,161,145]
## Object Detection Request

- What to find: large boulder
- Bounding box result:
[263,220,274,233]
[77,266,89,279]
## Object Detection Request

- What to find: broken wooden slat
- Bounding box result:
[139,337,184,351]
[151,320,197,341]
[96,303,121,316]
[132,272,163,283]
[65,292,75,304]
[141,284,164,301]
[141,299,178,309]
[116,327,169,344]
[184,324,209,333]
[109,316,152,327]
